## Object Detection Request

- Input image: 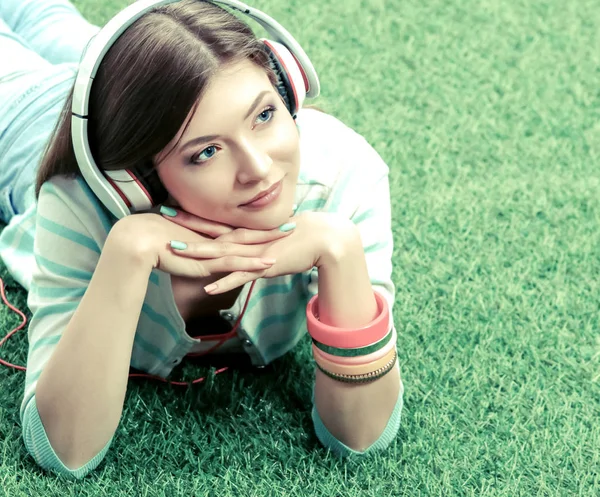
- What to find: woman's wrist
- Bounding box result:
[311,216,377,328]
[107,216,158,272]
[314,216,363,269]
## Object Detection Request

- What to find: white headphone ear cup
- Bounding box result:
[104,169,154,212]
[261,39,308,115]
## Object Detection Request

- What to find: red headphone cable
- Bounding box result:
[0,277,257,387]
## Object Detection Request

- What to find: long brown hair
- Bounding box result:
[35,0,276,196]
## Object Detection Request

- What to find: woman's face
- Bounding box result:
[155,59,300,230]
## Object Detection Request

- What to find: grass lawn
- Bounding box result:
[1,0,600,494]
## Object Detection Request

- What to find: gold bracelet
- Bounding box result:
[315,350,397,384]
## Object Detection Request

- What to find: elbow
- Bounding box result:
[336,433,388,454]
[54,449,101,476]
[319,419,401,456]
[312,375,405,457]
[22,422,112,479]
[22,396,113,479]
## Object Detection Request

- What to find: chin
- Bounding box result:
[237,211,291,230]
[231,201,294,230]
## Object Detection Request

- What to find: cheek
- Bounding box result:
[172,175,229,215]
[270,117,301,166]
[156,166,178,200]
[156,165,213,211]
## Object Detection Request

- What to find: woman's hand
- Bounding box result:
[164,211,361,294]
[108,210,292,279]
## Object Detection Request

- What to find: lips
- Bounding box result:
[240,179,283,206]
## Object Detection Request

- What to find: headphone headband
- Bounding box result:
[71,0,320,219]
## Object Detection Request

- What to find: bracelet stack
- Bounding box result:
[306,291,397,384]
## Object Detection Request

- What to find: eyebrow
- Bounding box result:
[179,90,272,153]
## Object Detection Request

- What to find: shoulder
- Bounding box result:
[37,175,117,239]
[296,109,389,182]
[40,174,96,203]
[296,108,369,150]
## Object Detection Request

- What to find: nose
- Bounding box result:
[235,138,272,184]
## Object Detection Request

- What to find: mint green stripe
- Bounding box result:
[129,355,142,371]
[25,370,43,386]
[76,177,116,234]
[303,271,312,289]
[38,215,100,254]
[20,205,37,223]
[32,285,86,299]
[34,301,79,321]
[327,173,354,213]
[0,228,17,249]
[257,309,299,332]
[36,255,93,281]
[263,315,307,360]
[297,171,310,183]
[30,335,61,353]
[245,274,304,315]
[353,208,376,225]
[364,240,389,254]
[133,334,168,362]
[296,198,326,213]
[149,272,159,286]
[141,304,179,343]
[15,225,35,255]
[297,177,326,186]
[41,182,58,196]
[0,211,35,250]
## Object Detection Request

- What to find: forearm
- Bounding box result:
[313,227,401,451]
[35,228,153,469]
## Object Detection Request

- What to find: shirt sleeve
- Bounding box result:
[20,179,114,479]
[307,124,402,455]
[311,364,404,456]
[306,128,395,304]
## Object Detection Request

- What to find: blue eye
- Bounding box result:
[191,145,218,164]
[256,106,276,124]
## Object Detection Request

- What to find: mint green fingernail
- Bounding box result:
[170,240,187,250]
[279,222,296,232]
[160,206,177,217]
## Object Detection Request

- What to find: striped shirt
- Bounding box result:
[0,108,402,478]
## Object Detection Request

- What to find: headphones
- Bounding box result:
[71,0,320,220]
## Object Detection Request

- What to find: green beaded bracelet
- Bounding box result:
[312,328,393,357]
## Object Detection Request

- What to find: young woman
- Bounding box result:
[0,0,403,478]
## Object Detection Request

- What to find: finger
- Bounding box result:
[204,257,276,275]
[217,223,296,244]
[162,256,274,279]
[204,269,269,295]
[160,206,233,238]
[169,240,268,258]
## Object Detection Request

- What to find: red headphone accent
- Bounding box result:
[127,170,154,204]
[291,51,310,95]
[262,39,300,114]
[106,176,132,208]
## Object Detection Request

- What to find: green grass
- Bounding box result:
[1,0,600,494]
